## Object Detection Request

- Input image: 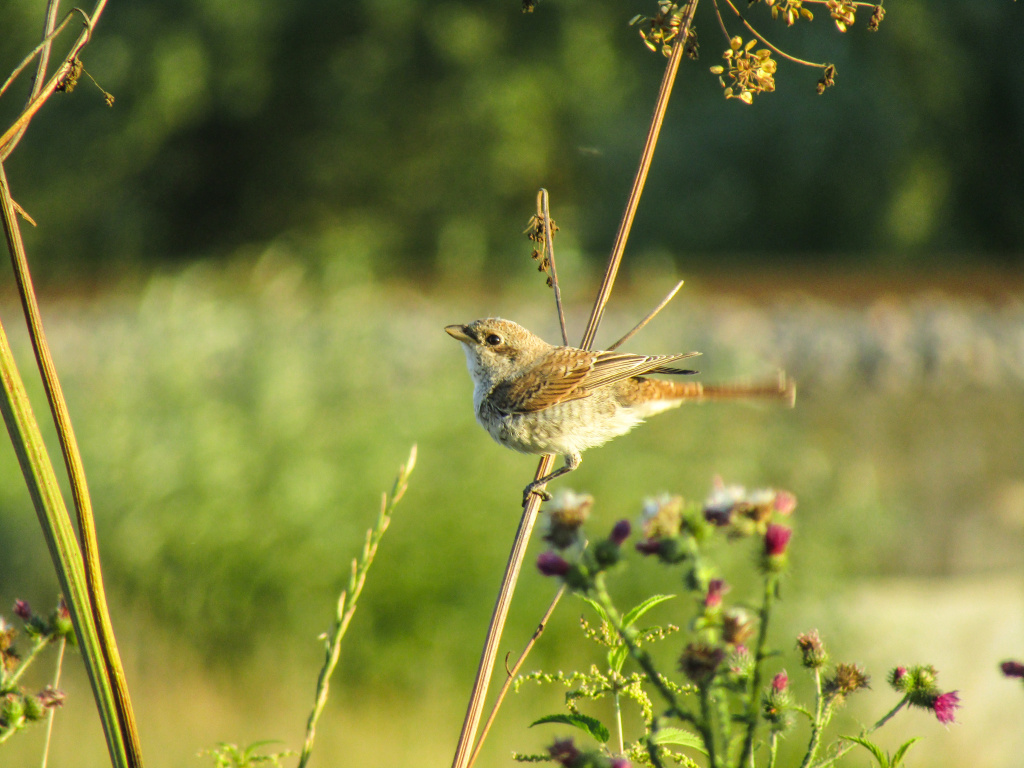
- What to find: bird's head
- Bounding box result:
[445,318,548,385]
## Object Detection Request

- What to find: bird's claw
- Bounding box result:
[522,483,552,507]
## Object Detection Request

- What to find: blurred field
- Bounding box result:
[0,261,1022,767]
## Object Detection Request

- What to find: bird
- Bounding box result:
[446,318,795,506]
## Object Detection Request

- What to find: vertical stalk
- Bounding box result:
[739,573,778,767]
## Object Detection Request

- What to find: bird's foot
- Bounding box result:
[522,481,553,507]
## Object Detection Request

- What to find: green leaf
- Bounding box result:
[649,727,708,755]
[844,736,889,768]
[892,737,921,766]
[578,595,609,624]
[607,644,628,674]
[622,594,675,629]
[530,713,611,743]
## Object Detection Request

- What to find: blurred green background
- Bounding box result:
[0,1,1022,767]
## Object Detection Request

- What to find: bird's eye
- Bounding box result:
[485,334,502,346]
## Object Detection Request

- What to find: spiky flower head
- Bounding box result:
[797,629,828,668]
[680,642,726,687]
[824,663,870,700]
[722,608,756,646]
[542,490,593,550]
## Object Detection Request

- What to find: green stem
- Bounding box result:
[40,636,66,768]
[810,696,908,768]
[591,574,686,719]
[698,685,719,768]
[0,226,128,768]
[613,689,625,755]
[739,573,778,766]
[798,670,828,768]
[5,636,50,688]
[297,446,414,768]
[766,732,778,768]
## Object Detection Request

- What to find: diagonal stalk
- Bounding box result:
[451,5,699,765]
[0,305,127,766]
[580,0,697,351]
[1,160,143,766]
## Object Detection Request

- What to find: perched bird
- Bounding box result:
[446,318,795,506]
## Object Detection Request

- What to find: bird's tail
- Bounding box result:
[664,373,796,407]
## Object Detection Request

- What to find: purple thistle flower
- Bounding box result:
[1001,660,1024,679]
[931,690,961,724]
[610,520,631,546]
[548,738,581,766]
[536,551,571,577]
[635,539,662,556]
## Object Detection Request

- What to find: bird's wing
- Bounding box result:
[490,349,701,414]
[580,351,701,389]
[488,347,596,414]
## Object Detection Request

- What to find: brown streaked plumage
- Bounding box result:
[445,318,795,506]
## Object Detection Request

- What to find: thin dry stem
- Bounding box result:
[298,446,415,768]
[717,0,827,68]
[450,454,554,768]
[608,280,685,351]
[0,1,107,158]
[452,7,697,766]
[40,637,66,768]
[537,189,568,345]
[0,7,78,100]
[580,0,696,351]
[465,584,567,768]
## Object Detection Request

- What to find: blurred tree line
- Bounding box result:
[0,0,1021,285]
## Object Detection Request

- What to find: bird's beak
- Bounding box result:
[445,324,473,343]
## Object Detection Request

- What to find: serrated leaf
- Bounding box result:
[530,714,611,743]
[844,735,889,767]
[649,728,708,755]
[578,595,609,624]
[892,737,921,766]
[622,594,675,629]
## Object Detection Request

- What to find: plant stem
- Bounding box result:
[297,446,414,768]
[699,685,720,768]
[766,731,778,768]
[40,637,66,768]
[450,455,554,768]
[739,573,778,767]
[579,0,697,350]
[6,636,50,688]
[614,690,625,755]
[798,669,828,768]
[466,584,566,768]
[810,696,909,768]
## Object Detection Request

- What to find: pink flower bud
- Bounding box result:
[1001,660,1024,679]
[13,600,31,621]
[772,670,788,692]
[704,579,728,609]
[764,524,792,556]
[610,520,631,546]
[536,551,571,577]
